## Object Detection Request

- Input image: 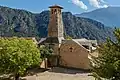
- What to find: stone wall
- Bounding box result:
[59,40,90,69]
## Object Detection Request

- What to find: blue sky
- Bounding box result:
[0,0,120,13]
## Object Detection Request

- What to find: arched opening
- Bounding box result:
[54,9,57,14]
[51,9,54,14]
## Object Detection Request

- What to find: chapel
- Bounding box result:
[39,5,98,69]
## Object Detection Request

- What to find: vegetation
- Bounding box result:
[0,6,115,42]
[0,37,40,80]
[39,45,53,68]
[91,28,120,80]
[65,35,72,40]
[40,45,53,59]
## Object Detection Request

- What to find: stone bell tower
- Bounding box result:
[48,5,64,39]
[39,5,64,57]
[37,5,65,67]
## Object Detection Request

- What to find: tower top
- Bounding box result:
[49,5,63,9]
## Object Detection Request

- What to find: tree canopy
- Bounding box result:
[40,45,53,59]
[91,28,120,80]
[0,37,40,80]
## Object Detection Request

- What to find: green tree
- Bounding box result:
[91,28,120,80]
[40,45,53,59]
[39,45,53,68]
[0,37,40,80]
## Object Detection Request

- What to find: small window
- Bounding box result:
[54,9,57,12]
[59,9,61,14]
[51,9,54,14]
[54,9,57,14]
[69,47,73,52]
[92,43,96,47]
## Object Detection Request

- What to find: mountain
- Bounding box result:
[0,6,115,42]
[76,7,120,27]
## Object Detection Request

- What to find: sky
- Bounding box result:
[0,0,120,14]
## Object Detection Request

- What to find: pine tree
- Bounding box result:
[91,28,120,80]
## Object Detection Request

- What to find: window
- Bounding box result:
[92,43,96,47]
[51,9,54,14]
[59,9,61,14]
[54,9,57,14]
[69,47,73,52]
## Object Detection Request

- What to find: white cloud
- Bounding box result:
[103,4,108,8]
[71,0,88,10]
[99,0,107,3]
[89,0,100,8]
[88,0,108,8]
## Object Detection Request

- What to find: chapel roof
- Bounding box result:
[38,37,60,45]
[72,38,97,46]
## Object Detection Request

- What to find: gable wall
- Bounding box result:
[59,40,90,69]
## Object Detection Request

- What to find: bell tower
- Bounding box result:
[48,5,64,39]
[39,5,65,67]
